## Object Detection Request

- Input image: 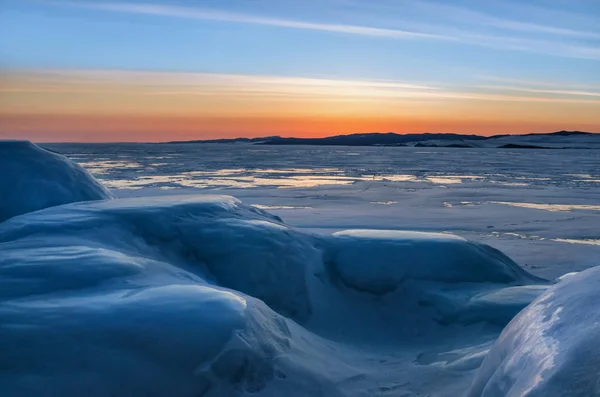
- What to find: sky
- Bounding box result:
[0,0,599,142]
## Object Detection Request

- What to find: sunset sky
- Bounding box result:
[1,0,599,142]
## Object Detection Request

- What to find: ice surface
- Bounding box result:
[0,195,306,396]
[0,192,554,396]
[0,141,113,223]
[468,267,600,396]
[0,194,548,396]
[43,142,600,279]
[1,141,598,396]
[331,230,540,290]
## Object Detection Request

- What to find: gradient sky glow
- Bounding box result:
[1,0,599,142]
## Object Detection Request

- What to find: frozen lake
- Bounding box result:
[4,140,600,396]
[46,143,600,279]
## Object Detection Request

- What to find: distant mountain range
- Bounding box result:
[168,130,600,149]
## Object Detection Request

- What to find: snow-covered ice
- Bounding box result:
[0,141,113,223]
[468,267,600,396]
[0,192,548,396]
[1,141,599,396]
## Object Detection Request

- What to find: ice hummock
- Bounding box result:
[468,267,600,396]
[1,141,589,397]
[0,140,113,223]
[0,195,550,396]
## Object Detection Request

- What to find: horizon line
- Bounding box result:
[22,129,598,144]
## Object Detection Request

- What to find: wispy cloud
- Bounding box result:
[52,1,600,60]
[478,76,600,91]
[3,69,600,105]
[479,85,600,98]
[407,0,600,39]
[481,18,600,39]
[58,2,448,40]
[3,68,599,140]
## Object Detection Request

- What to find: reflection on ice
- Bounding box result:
[565,173,600,183]
[69,148,600,198]
[78,160,144,175]
[103,181,145,190]
[254,168,344,174]
[372,175,416,182]
[425,174,484,184]
[427,177,463,184]
[552,238,600,246]
[492,201,600,212]
[564,173,593,178]
[102,174,356,189]
[182,169,250,176]
[252,205,312,210]
[492,181,530,187]
[91,170,584,190]
[182,168,344,177]
[80,166,600,193]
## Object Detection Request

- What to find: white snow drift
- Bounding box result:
[1,141,594,397]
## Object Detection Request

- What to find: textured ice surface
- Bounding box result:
[0,194,514,395]
[0,195,548,396]
[45,142,600,279]
[0,141,597,396]
[0,141,113,222]
[468,267,600,396]
[0,192,551,396]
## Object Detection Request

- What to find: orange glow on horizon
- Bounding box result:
[2,113,598,143]
[1,69,599,142]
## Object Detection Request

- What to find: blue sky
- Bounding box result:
[2,0,599,82]
[1,0,599,141]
